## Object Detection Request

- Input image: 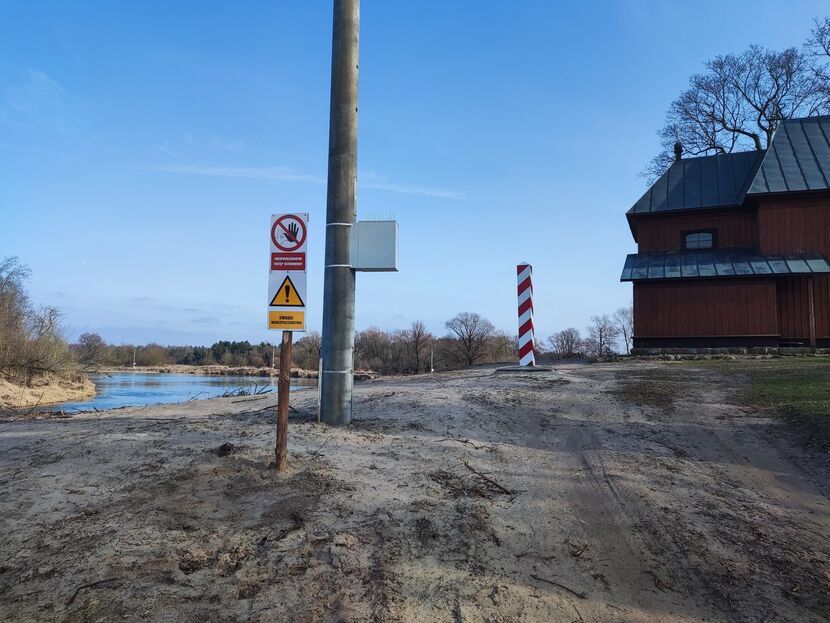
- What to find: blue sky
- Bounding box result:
[1,1,826,346]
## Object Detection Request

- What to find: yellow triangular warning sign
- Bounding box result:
[270,274,305,307]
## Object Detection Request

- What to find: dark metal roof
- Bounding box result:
[620,250,830,282]
[748,116,830,194]
[628,115,830,217]
[628,151,764,215]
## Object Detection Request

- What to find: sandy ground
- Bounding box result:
[0,375,95,409]
[0,362,828,622]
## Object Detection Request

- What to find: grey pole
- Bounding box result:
[320,0,359,425]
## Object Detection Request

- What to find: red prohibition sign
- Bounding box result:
[271,214,307,252]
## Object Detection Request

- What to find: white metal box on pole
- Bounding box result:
[350,220,399,272]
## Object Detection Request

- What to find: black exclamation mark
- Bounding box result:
[284,284,291,303]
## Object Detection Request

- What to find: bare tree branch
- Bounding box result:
[643,43,828,182]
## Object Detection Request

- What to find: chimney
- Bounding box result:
[674,142,683,162]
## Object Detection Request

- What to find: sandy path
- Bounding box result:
[0,362,827,622]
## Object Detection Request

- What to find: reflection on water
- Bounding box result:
[54,373,315,411]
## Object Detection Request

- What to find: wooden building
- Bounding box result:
[622,116,830,349]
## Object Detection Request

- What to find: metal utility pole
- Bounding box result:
[320,0,359,425]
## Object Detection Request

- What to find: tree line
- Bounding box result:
[2,257,634,387]
[72,313,517,374]
[73,306,635,374]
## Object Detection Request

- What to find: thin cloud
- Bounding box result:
[152,164,324,184]
[1,67,66,129]
[6,69,64,114]
[156,142,178,158]
[192,315,220,324]
[208,136,245,153]
[360,170,467,200]
[362,179,466,200]
[152,163,465,199]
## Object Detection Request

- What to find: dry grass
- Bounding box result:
[0,374,95,409]
[609,367,682,408]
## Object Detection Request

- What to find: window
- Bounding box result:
[683,230,714,250]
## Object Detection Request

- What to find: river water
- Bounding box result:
[54,373,315,412]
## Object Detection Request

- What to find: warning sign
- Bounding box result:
[271,252,305,271]
[271,214,308,253]
[268,213,308,332]
[269,274,305,307]
[268,311,305,330]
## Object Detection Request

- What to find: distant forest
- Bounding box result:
[4,256,632,383]
[75,323,517,374]
[76,306,633,375]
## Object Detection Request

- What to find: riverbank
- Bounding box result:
[102,364,377,380]
[0,373,95,409]
[1,360,827,622]
[101,364,311,377]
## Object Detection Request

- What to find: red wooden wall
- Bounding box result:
[756,195,830,256]
[816,275,830,338]
[777,275,830,339]
[777,277,811,340]
[630,192,830,344]
[635,209,756,252]
[634,279,778,337]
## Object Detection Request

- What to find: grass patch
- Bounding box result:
[610,369,683,409]
[612,380,678,408]
[689,357,830,417]
[749,368,830,417]
[688,357,830,450]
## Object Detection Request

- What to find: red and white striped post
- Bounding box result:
[517,262,535,366]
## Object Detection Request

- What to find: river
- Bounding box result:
[54,373,316,412]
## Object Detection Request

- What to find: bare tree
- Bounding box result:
[75,332,107,366]
[614,305,634,355]
[807,17,830,108]
[0,257,31,375]
[547,328,581,359]
[355,328,391,371]
[407,321,431,373]
[0,258,75,381]
[644,44,827,180]
[489,331,517,363]
[445,312,495,367]
[583,315,619,361]
[294,331,322,370]
[389,330,411,374]
[21,306,74,380]
[809,17,830,57]
[135,344,171,367]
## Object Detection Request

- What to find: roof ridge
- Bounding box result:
[629,115,830,216]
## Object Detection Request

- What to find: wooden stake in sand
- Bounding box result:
[275,330,293,471]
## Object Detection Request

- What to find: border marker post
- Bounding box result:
[517,263,536,366]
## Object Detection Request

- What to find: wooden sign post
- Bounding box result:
[275,330,292,471]
[268,212,308,472]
